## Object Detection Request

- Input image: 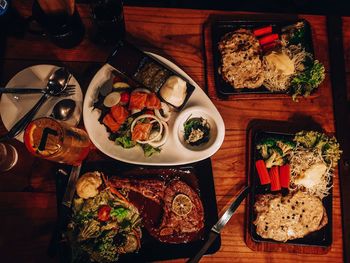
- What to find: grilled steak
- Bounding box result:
[109,178,204,243]
[253,191,327,242]
[218,29,264,89]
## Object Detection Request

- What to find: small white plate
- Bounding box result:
[83,52,225,166]
[0,65,83,142]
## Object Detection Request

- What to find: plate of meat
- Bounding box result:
[83,41,225,166]
[57,159,221,262]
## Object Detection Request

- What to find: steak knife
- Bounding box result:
[187,186,251,263]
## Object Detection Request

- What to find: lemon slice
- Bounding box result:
[103,92,121,107]
[172,194,193,216]
[113,82,130,89]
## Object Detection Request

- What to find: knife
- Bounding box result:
[187,185,251,263]
[62,164,82,207]
[0,85,75,94]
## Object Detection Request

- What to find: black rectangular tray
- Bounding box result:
[211,19,314,96]
[56,158,221,262]
[247,121,332,248]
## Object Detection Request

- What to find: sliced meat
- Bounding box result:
[156,180,204,242]
[129,92,148,110]
[145,93,161,110]
[109,178,205,243]
[110,105,129,125]
[131,123,152,141]
[109,178,166,205]
[103,113,121,132]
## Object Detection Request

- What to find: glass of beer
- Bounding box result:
[24,117,91,165]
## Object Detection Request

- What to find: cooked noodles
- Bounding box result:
[289,144,333,199]
[263,44,312,92]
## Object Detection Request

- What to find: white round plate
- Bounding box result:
[0,65,83,142]
[83,52,225,165]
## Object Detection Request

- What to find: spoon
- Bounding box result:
[51,99,76,121]
[0,67,72,142]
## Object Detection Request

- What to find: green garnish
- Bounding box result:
[290,60,325,101]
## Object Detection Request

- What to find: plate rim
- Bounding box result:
[83,52,225,166]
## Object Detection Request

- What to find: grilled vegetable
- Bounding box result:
[269,166,281,191]
[253,26,273,37]
[279,164,291,188]
[255,160,271,185]
[265,146,284,168]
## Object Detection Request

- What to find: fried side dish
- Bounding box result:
[109,178,205,243]
[218,29,265,89]
[253,190,327,242]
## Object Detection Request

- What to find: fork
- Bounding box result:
[0,74,75,142]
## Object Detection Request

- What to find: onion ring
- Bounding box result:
[131,114,163,144]
[149,121,169,148]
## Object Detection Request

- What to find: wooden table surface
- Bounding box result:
[0,1,348,262]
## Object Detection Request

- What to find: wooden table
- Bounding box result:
[0,1,347,262]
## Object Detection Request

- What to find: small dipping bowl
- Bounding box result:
[173,106,219,153]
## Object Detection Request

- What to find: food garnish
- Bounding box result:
[172,194,193,216]
[183,117,210,146]
[253,190,328,242]
[255,160,271,185]
[76,172,102,199]
[253,26,273,37]
[68,173,142,263]
[269,166,281,191]
[290,131,341,199]
[103,92,121,107]
[279,164,291,189]
[159,76,187,107]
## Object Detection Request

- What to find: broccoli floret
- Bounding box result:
[322,137,342,167]
[294,130,319,148]
[256,138,277,159]
[276,140,296,156]
[265,147,284,168]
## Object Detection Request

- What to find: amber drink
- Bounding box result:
[24,117,91,165]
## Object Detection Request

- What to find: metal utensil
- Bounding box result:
[62,164,82,207]
[0,67,74,142]
[187,186,251,263]
[0,85,75,94]
[50,99,76,121]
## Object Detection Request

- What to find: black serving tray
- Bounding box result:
[247,121,332,248]
[56,158,221,262]
[212,19,314,96]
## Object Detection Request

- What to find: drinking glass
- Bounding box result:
[30,0,85,48]
[90,0,125,44]
[0,143,18,172]
[24,117,91,166]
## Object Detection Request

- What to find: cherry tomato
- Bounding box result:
[120,92,130,105]
[98,205,111,222]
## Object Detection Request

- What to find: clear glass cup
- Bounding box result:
[90,0,125,44]
[0,143,18,172]
[24,117,91,165]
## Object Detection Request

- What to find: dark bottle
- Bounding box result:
[90,0,125,44]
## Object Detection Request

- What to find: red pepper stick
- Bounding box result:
[259,34,279,46]
[279,164,291,188]
[269,166,281,191]
[255,160,271,185]
[253,26,273,37]
[262,41,279,52]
